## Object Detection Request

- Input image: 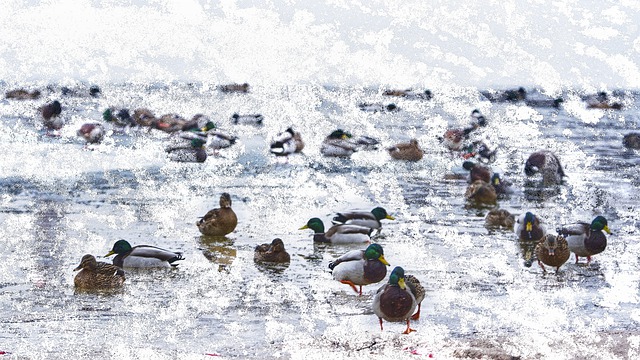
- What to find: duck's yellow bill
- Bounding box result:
[104,250,116,257]
[604,225,611,234]
[379,255,390,266]
[298,225,309,230]
[386,215,396,220]
[398,278,406,290]
[526,222,532,232]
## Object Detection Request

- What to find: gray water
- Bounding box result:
[1,83,639,359]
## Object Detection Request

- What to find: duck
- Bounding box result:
[470,109,487,127]
[328,243,390,295]
[197,193,238,236]
[218,83,249,93]
[166,137,208,163]
[231,113,263,126]
[525,97,564,109]
[465,180,497,205]
[320,129,358,157]
[557,216,611,264]
[462,161,491,183]
[535,234,570,274]
[490,173,512,195]
[482,87,526,103]
[104,239,184,268]
[332,207,395,235]
[462,140,496,163]
[299,218,371,244]
[404,274,425,320]
[61,85,101,98]
[73,254,125,290]
[585,92,623,110]
[524,150,565,186]
[372,266,418,334]
[132,108,156,127]
[181,115,217,133]
[485,209,515,229]
[382,89,432,100]
[77,123,105,144]
[623,133,640,150]
[5,89,41,100]
[270,127,304,157]
[40,100,63,131]
[154,114,188,133]
[254,238,291,264]
[103,108,135,128]
[358,102,399,113]
[388,139,423,161]
[514,212,546,242]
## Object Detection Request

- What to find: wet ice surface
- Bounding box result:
[0,84,639,359]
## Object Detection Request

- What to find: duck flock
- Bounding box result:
[1,82,637,354]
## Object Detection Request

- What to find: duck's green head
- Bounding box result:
[371,207,395,221]
[105,239,132,257]
[102,108,113,122]
[202,121,216,132]
[491,173,501,186]
[299,218,324,233]
[524,212,536,232]
[462,161,476,171]
[328,129,352,140]
[191,138,207,148]
[591,216,611,234]
[365,243,390,265]
[388,266,406,289]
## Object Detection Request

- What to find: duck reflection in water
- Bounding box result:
[198,236,237,272]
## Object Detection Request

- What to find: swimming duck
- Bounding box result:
[332,207,395,235]
[462,141,496,163]
[465,180,497,205]
[77,123,105,144]
[328,244,389,295]
[320,129,358,157]
[514,212,546,242]
[270,127,304,157]
[299,218,371,244]
[197,193,238,237]
[105,239,184,268]
[404,274,425,320]
[470,109,487,127]
[557,216,611,264]
[585,92,623,110]
[482,87,526,103]
[525,97,564,109]
[535,234,570,274]
[485,209,515,229]
[40,100,63,130]
[166,137,207,163]
[490,173,512,195]
[623,133,640,150]
[73,254,125,290]
[524,150,565,186]
[462,161,491,183]
[5,89,41,100]
[218,83,249,93]
[358,102,399,113]
[231,113,264,126]
[388,139,423,161]
[254,238,291,264]
[372,266,418,334]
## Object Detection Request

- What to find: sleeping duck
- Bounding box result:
[270,127,304,157]
[166,137,208,163]
[465,180,497,206]
[557,216,611,265]
[485,209,515,229]
[105,239,183,268]
[462,161,492,183]
[254,238,291,264]
[231,113,264,126]
[514,212,546,242]
[320,129,358,157]
[299,218,372,244]
[524,150,565,186]
[40,100,63,131]
[77,123,105,144]
[6,89,41,100]
[197,193,238,237]
[73,254,125,290]
[332,207,395,235]
[133,108,156,127]
[383,89,432,100]
[388,139,423,161]
[535,234,570,274]
[328,243,390,295]
[372,266,419,334]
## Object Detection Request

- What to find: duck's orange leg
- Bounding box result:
[402,319,416,334]
[340,280,362,295]
[378,318,384,331]
[411,303,422,320]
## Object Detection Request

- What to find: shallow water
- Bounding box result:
[0,84,639,359]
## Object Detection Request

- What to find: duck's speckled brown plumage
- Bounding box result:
[535,234,570,273]
[73,254,125,290]
[254,238,291,264]
[197,193,238,236]
[465,180,497,205]
[405,274,425,320]
[388,139,423,161]
[485,209,516,229]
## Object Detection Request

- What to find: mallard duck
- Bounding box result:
[525,97,564,108]
[218,83,249,93]
[133,108,156,127]
[197,193,238,236]
[332,207,395,234]
[270,127,304,157]
[77,123,105,144]
[462,161,491,183]
[40,100,63,130]
[485,209,515,229]
[103,108,135,128]
[383,89,432,100]
[372,266,418,334]
[154,114,187,133]
[299,218,371,244]
[254,238,291,264]
[557,216,611,264]
[585,92,623,110]
[405,274,425,320]
[166,137,207,163]
[105,239,183,268]
[231,113,263,125]
[514,212,546,242]
[623,133,640,150]
[465,180,497,205]
[490,173,512,195]
[320,129,358,157]
[462,141,496,163]
[524,150,565,186]
[181,115,216,132]
[73,254,125,290]
[358,102,399,113]
[482,87,526,102]
[535,234,570,274]
[388,139,423,161]
[328,243,390,295]
[6,89,41,100]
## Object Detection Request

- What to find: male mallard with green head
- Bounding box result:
[514,212,546,242]
[299,217,371,244]
[105,239,183,268]
[328,244,390,296]
[332,207,395,235]
[197,193,238,236]
[254,238,291,264]
[372,266,418,334]
[74,254,125,290]
[320,129,358,157]
[557,216,611,264]
[535,234,570,274]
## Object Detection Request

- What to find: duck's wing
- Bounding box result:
[130,245,183,262]
[328,249,365,270]
[327,224,372,238]
[201,208,222,222]
[557,222,589,236]
[333,211,376,224]
[96,262,125,277]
